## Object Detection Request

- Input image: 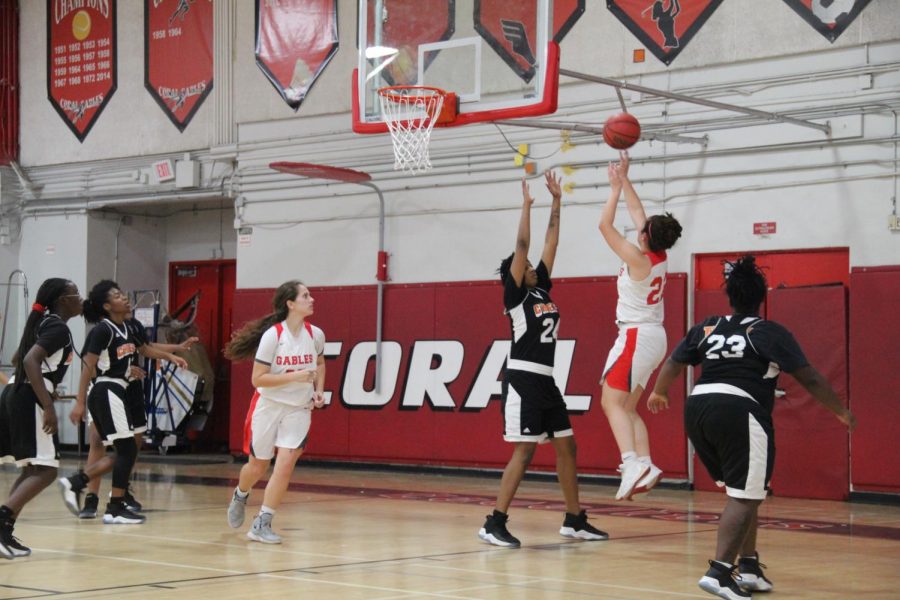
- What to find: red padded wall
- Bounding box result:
[767,286,850,500]
[229,275,688,478]
[849,267,900,494]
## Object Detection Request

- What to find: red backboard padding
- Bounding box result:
[229,275,688,479]
[849,267,900,493]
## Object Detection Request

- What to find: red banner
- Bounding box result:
[47,0,116,141]
[606,0,724,66]
[255,0,339,111]
[475,0,584,82]
[781,0,873,43]
[145,0,213,131]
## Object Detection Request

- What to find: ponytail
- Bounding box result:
[224,280,302,360]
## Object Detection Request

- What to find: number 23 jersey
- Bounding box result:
[504,261,558,370]
[672,315,809,414]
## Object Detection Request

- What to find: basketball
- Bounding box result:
[603,112,641,150]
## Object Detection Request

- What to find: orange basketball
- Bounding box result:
[603,112,641,150]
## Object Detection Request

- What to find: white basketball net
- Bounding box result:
[378,87,445,174]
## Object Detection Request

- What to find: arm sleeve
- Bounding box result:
[34,319,70,356]
[750,321,810,373]
[254,327,277,365]
[536,261,552,291]
[82,324,112,356]
[671,321,711,366]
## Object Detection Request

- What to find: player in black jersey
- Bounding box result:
[648,256,855,599]
[56,281,165,525]
[0,278,82,558]
[478,172,608,548]
[75,313,195,519]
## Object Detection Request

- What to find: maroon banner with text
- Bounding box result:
[607,0,724,66]
[229,275,689,480]
[781,0,873,43]
[145,0,214,131]
[47,0,116,141]
[255,0,339,111]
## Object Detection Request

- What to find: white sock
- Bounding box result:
[235,487,249,499]
[260,505,275,516]
[621,451,638,463]
[638,455,652,466]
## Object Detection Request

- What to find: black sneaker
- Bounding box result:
[102,501,146,525]
[738,553,773,592]
[0,524,29,558]
[477,511,521,548]
[58,476,83,516]
[559,510,609,541]
[79,493,99,519]
[698,560,752,599]
[121,487,143,513]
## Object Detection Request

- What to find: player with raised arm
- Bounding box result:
[479,172,608,548]
[599,151,682,500]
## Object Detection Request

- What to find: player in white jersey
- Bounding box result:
[224,280,326,544]
[598,152,682,501]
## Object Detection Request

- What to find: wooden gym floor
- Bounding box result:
[1,456,898,599]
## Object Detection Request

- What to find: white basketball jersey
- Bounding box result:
[254,321,325,407]
[615,251,668,325]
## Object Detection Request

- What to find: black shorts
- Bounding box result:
[502,369,573,442]
[88,380,136,446]
[0,384,60,467]
[685,392,774,500]
[125,380,148,433]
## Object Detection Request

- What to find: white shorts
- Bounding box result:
[601,323,667,392]
[249,396,312,460]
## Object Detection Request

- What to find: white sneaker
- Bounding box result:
[247,513,282,544]
[632,464,663,496]
[615,461,650,500]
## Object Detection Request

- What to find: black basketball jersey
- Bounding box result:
[504,261,559,369]
[126,317,150,346]
[31,316,75,388]
[83,318,141,380]
[672,314,809,414]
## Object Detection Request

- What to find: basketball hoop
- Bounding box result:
[378,86,456,174]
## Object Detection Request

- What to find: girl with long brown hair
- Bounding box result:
[224,280,326,544]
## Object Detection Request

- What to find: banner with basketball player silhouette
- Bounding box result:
[47,0,117,142]
[145,0,214,132]
[255,0,339,111]
[606,0,724,66]
[781,0,873,43]
[474,0,584,83]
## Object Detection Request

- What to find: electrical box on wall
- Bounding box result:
[175,159,199,188]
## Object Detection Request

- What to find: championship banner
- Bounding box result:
[363,0,455,87]
[474,0,584,83]
[47,0,117,142]
[255,0,339,111]
[606,0,724,66]
[145,0,214,131]
[781,0,873,43]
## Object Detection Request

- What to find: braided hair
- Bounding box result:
[12,278,73,389]
[82,280,120,324]
[642,212,682,253]
[224,280,304,360]
[724,255,768,315]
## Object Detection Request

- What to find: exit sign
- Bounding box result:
[753,222,777,235]
[153,159,175,182]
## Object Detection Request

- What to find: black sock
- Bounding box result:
[70,471,89,490]
[492,509,508,520]
[0,505,13,528]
